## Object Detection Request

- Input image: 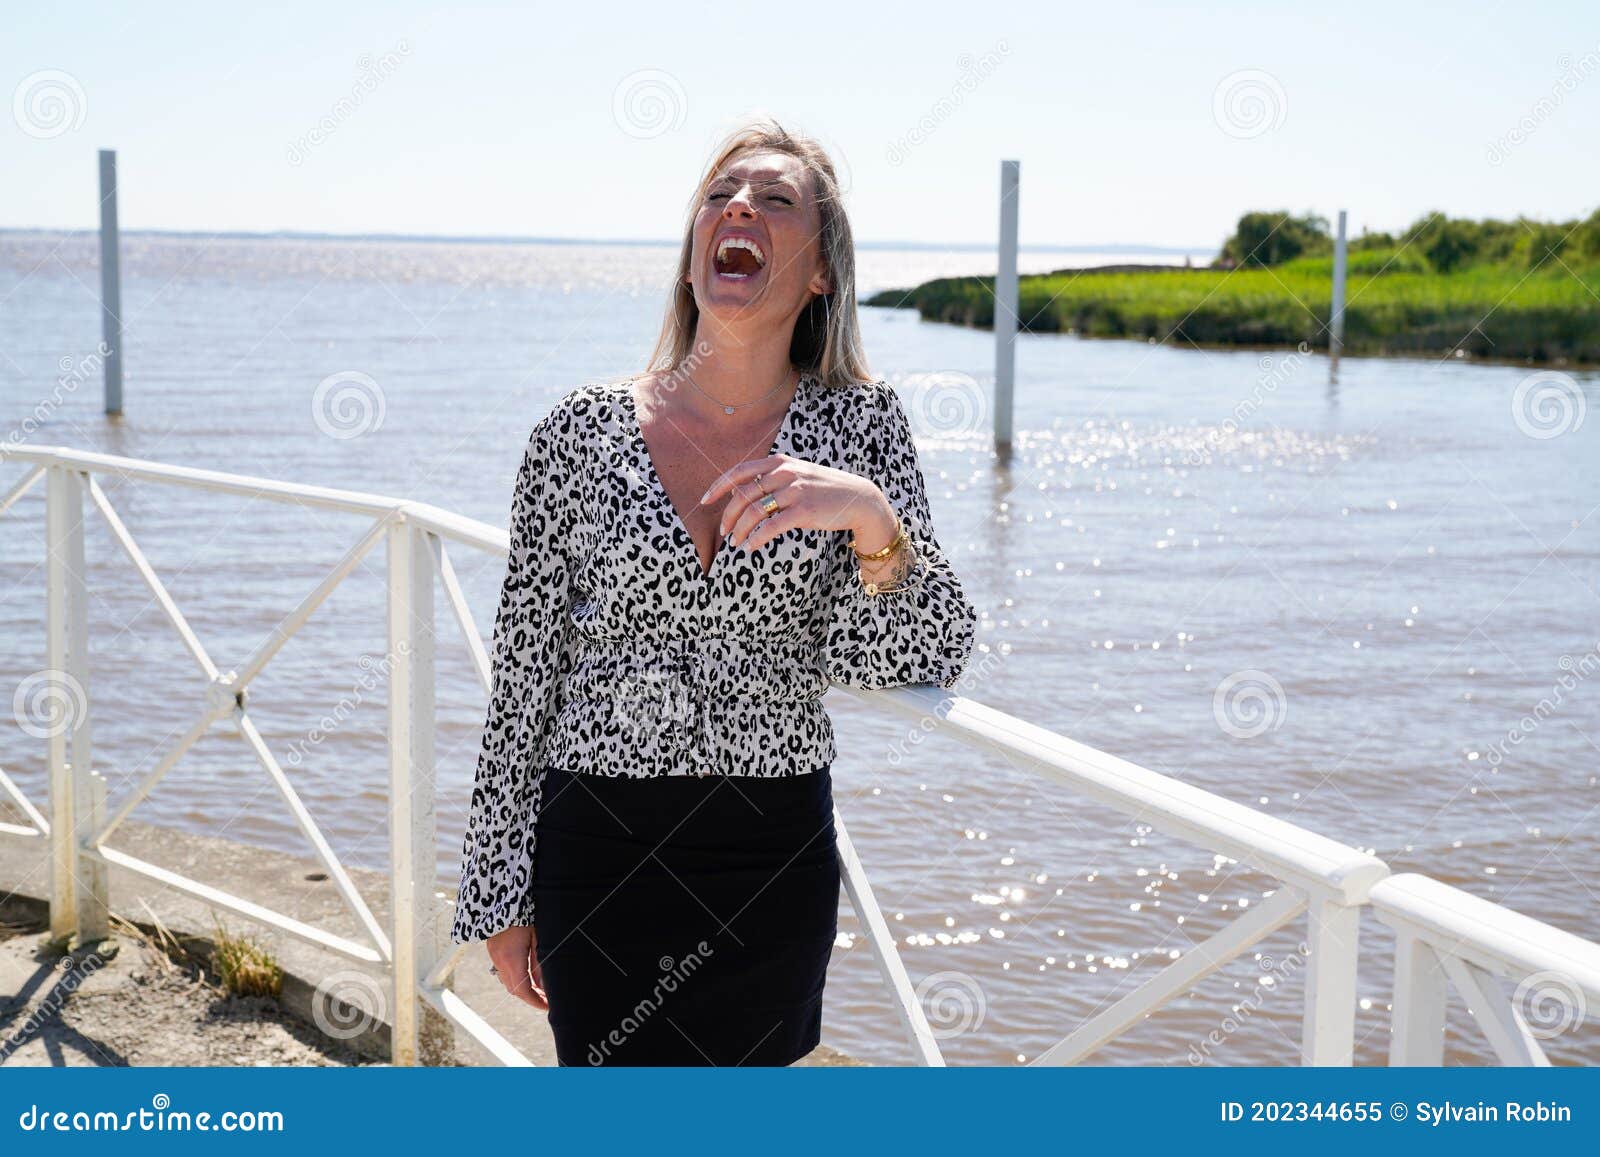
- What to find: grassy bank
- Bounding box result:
[865,212,1600,364]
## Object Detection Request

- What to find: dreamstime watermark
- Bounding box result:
[586,942,715,1064]
[311,370,386,439]
[1185,342,1311,466]
[1212,669,1288,739]
[1,342,111,461]
[0,950,106,1063]
[916,969,987,1039]
[886,42,1011,166]
[1212,69,1287,140]
[1511,369,1586,439]
[286,41,412,166]
[1483,644,1600,769]
[649,339,714,400]
[311,970,387,1040]
[12,668,88,740]
[884,647,1003,769]
[282,645,411,769]
[12,69,87,139]
[612,69,687,140]
[1188,942,1310,1064]
[1514,969,1587,1039]
[889,370,988,438]
[611,666,698,747]
[15,1094,285,1133]
[1487,43,1600,166]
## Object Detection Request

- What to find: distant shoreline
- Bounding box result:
[866,261,1600,367]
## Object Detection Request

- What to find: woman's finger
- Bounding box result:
[501,954,548,1011]
[488,931,550,1011]
[718,473,788,539]
[702,453,787,507]
[725,476,799,544]
[528,949,549,1011]
[734,502,807,554]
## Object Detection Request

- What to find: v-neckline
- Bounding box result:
[623,372,811,584]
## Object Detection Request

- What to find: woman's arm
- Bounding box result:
[821,380,979,691]
[450,409,574,945]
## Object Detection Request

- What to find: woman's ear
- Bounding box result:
[809,275,833,295]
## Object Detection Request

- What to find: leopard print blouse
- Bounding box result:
[449,372,979,944]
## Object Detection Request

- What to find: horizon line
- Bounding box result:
[0,225,1216,256]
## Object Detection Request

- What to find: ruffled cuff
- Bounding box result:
[826,528,976,692]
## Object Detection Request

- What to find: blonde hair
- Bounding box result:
[646,116,872,388]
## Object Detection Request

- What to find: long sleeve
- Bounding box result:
[821,380,978,691]
[450,412,575,945]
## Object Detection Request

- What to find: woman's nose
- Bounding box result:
[722,188,757,218]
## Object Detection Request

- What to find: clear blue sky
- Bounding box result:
[3,0,1597,248]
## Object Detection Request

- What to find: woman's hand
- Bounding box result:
[702,453,898,558]
[487,924,548,1011]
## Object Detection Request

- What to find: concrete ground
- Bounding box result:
[0,907,374,1066]
[0,809,856,1067]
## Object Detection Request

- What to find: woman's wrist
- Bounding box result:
[850,489,917,593]
[848,490,900,557]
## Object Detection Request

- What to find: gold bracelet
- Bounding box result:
[863,575,913,595]
[859,532,918,595]
[850,516,906,561]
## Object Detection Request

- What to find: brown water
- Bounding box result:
[1,233,1596,1066]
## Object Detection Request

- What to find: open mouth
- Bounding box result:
[713,234,767,280]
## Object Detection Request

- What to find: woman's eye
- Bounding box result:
[706,188,792,205]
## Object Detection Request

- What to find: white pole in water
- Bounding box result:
[1328,208,1347,384]
[98,149,124,415]
[994,159,1020,455]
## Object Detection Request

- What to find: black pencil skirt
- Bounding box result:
[531,762,840,1066]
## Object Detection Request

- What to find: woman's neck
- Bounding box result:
[671,333,796,410]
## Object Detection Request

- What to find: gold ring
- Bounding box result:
[759,493,780,516]
[755,472,769,495]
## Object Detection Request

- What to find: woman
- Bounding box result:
[450,117,979,1066]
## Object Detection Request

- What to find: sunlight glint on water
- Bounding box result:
[1,233,1595,1065]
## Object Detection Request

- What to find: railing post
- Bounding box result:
[1301,896,1361,1064]
[386,516,450,1065]
[1387,932,1447,1065]
[46,465,104,946]
[79,769,111,942]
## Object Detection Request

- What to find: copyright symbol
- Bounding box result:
[1389,1102,1408,1121]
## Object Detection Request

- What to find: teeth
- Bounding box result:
[715,235,766,268]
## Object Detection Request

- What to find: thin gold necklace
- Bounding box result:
[676,367,798,416]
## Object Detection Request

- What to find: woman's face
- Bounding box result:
[686,149,830,334]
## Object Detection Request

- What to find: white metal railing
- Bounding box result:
[1374,873,1600,1065]
[2,443,1597,1067]
[846,686,1388,1065]
[0,444,938,1066]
